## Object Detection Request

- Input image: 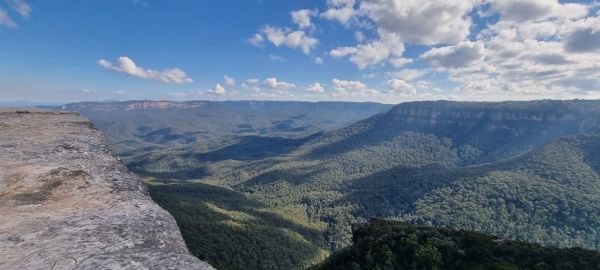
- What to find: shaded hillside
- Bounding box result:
[405,133,600,249]
[312,220,600,270]
[184,100,600,251]
[148,181,328,270]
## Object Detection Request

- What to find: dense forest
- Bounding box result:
[69,100,600,269]
[312,219,600,270]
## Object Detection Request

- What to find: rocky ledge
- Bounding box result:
[0,109,214,270]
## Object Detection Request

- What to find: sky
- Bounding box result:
[1,0,600,104]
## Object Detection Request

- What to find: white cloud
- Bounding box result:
[314,57,324,65]
[487,0,555,22]
[389,57,413,68]
[259,25,319,54]
[6,0,31,18]
[330,30,404,69]
[421,41,485,68]
[263,77,296,91]
[332,78,368,91]
[208,83,227,95]
[249,33,264,46]
[0,7,16,28]
[354,31,366,42]
[224,75,236,87]
[242,78,296,92]
[486,0,588,22]
[331,78,379,96]
[97,56,193,84]
[242,79,261,91]
[388,69,425,81]
[291,9,316,29]
[306,82,325,93]
[387,79,417,95]
[324,0,481,70]
[114,90,126,95]
[359,0,478,45]
[321,0,357,25]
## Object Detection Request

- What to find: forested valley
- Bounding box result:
[67,99,600,269]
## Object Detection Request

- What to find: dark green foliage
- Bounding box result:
[312,220,600,270]
[148,181,328,270]
[71,100,600,269]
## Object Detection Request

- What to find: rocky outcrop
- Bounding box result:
[0,110,214,270]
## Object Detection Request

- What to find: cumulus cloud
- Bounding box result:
[330,30,404,69]
[242,78,296,92]
[387,79,417,95]
[242,79,261,91]
[359,0,477,45]
[208,83,227,95]
[389,57,413,68]
[250,0,600,101]
[291,9,316,29]
[388,69,425,81]
[332,78,368,91]
[321,0,357,25]
[0,7,16,27]
[324,0,479,69]
[487,0,555,22]
[6,0,31,18]
[331,78,379,96]
[224,75,236,87]
[97,56,193,84]
[421,41,485,68]
[264,77,296,91]
[306,82,325,93]
[314,57,324,65]
[486,0,588,22]
[256,25,319,54]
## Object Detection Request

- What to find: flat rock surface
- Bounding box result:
[0,110,214,270]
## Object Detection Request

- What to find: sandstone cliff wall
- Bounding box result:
[0,110,214,270]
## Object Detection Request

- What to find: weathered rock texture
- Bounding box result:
[0,109,214,270]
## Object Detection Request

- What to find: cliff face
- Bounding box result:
[384,100,600,132]
[0,110,214,270]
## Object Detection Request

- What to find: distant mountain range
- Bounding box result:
[59,100,393,157]
[62,99,600,269]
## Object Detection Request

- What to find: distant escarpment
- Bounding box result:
[310,99,600,163]
[0,110,214,269]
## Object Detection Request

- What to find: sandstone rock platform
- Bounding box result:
[0,109,214,270]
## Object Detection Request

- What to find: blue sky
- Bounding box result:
[1,0,599,104]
